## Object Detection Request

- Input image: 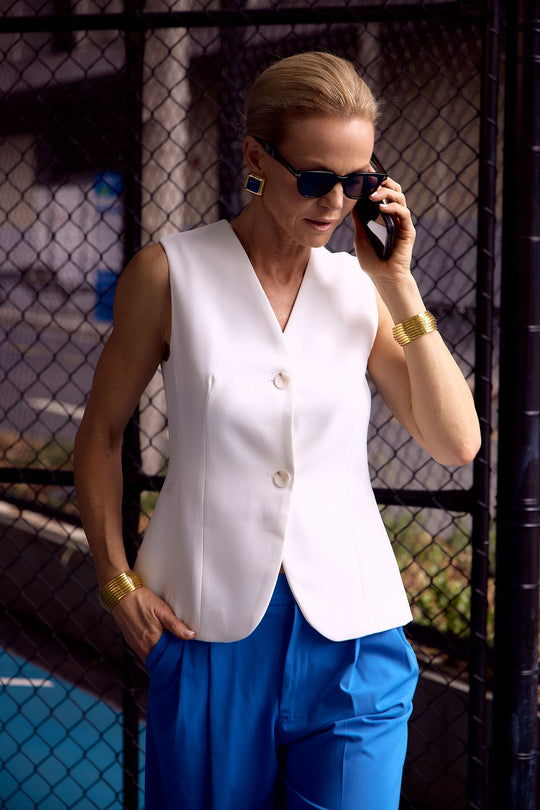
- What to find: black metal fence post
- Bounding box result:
[469,0,500,806]
[491,0,540,806]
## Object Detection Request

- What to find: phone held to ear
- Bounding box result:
[354,198,395,260]
[354,154,395,261]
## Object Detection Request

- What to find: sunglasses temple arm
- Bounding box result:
[370,152,387,174]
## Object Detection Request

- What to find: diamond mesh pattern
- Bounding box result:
[0,4,495,808]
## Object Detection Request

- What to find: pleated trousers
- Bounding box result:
[145,574,418,810]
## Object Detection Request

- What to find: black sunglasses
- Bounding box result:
[256,137,387,200]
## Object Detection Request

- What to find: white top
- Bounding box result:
[135,220,412,642]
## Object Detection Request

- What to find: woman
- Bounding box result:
[74,52,481,809]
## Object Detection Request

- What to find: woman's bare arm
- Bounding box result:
[367,286,480,466]
[74,244,195,661]
[355,177,481,466]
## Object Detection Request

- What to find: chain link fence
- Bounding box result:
[1,2,499,808]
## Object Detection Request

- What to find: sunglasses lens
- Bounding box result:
[296,170,387,199]
[344,173,386,199]
[297,172,336,198]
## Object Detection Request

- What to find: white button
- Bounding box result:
[272,469,292,488]
[273,371,292,390]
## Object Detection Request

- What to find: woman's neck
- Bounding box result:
[231,208,310,331]
[231,206,310,286]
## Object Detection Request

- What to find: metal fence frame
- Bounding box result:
[0,1,538,808]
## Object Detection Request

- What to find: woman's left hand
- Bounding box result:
[353,176,416,282]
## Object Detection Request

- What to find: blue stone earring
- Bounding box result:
[244,174,266,196]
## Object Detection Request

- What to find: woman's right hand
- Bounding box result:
[109,586,196,663]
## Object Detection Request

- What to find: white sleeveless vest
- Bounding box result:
[135,220,412,642]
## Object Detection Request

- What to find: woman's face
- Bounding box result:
[257,114,375,249]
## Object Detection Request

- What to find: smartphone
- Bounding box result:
[354,154,395,261]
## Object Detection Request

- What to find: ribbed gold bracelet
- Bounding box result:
[392,311,437,347]
[98,570,144,613]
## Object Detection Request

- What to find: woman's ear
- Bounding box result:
[244,136,266,174]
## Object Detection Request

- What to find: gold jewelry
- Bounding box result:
[244,173,266,195]
[98,570,144,612]
[392,311,437,346]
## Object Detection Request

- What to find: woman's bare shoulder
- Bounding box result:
[114,244,169,309]
[121,243,169,286]
[113,243,171,350]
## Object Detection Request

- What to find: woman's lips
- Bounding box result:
[306,218,337,232]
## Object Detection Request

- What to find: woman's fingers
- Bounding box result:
[353,177,415,275]
[110,586,196,662]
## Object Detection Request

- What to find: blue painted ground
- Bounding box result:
[0,649,144,809]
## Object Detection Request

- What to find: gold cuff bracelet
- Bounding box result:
[98,570,144,612]
[392,311,437,347]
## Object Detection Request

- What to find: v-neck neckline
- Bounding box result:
[225,220,314,338]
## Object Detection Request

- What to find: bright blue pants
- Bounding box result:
[145,575,418,810]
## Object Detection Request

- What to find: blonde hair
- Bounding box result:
[244,51,381,144]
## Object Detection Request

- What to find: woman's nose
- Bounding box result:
[319,182,345,209]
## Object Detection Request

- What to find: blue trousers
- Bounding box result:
[145,575,418,810]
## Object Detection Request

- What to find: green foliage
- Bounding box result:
[1,433,73,470]
[0,432,76,514]
[384,507,494,644]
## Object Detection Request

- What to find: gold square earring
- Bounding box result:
[244,174,266,195]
